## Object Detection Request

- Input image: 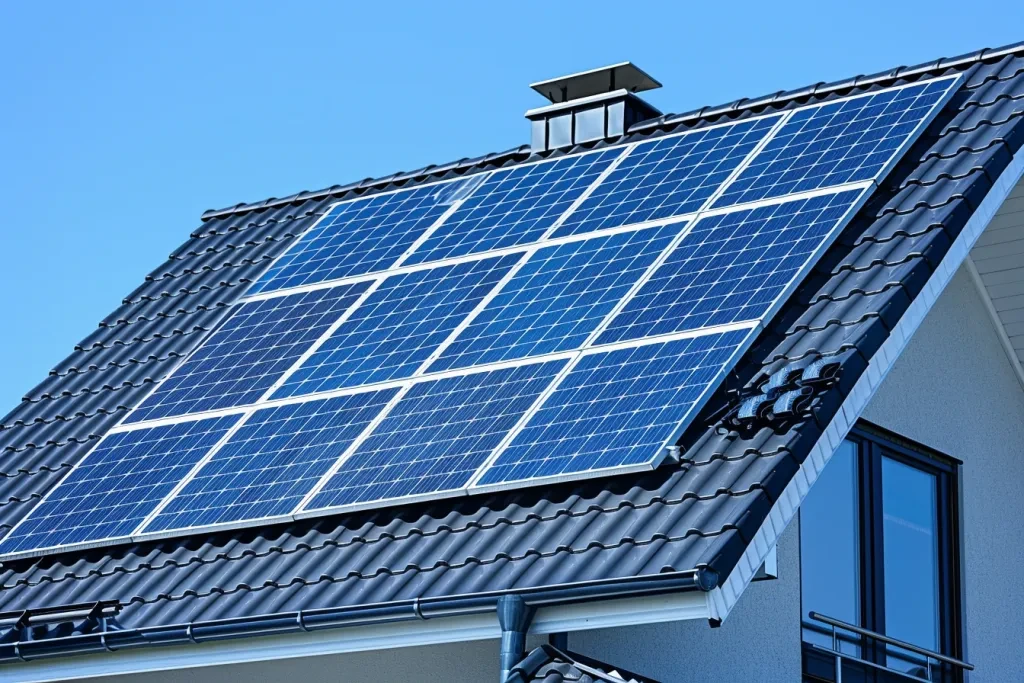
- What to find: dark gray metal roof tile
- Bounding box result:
[0,45,1021,658]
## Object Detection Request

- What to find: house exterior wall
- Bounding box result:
[860,267,1024,683]
[88,269,1024,683]
[570,267,1024,683]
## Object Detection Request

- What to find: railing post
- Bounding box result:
[832,624,842,683]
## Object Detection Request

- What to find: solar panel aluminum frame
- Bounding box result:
[711,73,963,209]
[0,74,962,562]
[238,143,632,304]
[466,182,876,495]
[0,414,248,563]
[290,114,799,519]
[239,173,485,300]
[116,106,793,435]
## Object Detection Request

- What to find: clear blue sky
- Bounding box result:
[0,2,1021,412]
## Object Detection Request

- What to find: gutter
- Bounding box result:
[0,568,716,666]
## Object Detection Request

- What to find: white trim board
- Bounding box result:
[964,255,1024,393]
[2,592,710,683]
[705,148,1024,623]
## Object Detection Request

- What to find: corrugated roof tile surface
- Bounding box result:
[0,44,1021,652]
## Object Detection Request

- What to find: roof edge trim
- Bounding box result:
[706,143,1024,624]
[0,569,713,667]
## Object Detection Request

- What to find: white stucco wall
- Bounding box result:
[861,267,1024,683]
[74,268,1023,683]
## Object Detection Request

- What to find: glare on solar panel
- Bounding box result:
[428,223,681,372]
[302,359,567,512]
[247,179,473,296]
[596,188,867,344]
[0,75,964,560]
[402,148,623,265]
[144,390,399,533]
[125,283,370,424]
[473,330,750,488]
[713,76,959,207]
[273,254,522,398]
[0,415,240,556]
[551,116,780,238]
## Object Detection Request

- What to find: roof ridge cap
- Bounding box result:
[197,40,1024,224]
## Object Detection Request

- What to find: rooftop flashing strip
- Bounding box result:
[524,89,654,118]
[530,62,661,104]
[0,569,714,670]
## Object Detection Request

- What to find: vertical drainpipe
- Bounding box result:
[496,595,535,682]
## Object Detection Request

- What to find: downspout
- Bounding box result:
[497,595,535,682]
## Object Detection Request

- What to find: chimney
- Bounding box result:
[526,62,662,152]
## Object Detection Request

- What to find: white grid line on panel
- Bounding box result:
[292,320,758,518]
[466,110,795,489]
[469,326,760,495]
[538,143,638,237]
[0,415,243,563]
[239,174,475,301]
[256,280,386,400]
[132,408,258,536]
[2,75,970,561]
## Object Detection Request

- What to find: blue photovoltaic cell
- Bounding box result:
[552,117,780,238]
[126,284,369,423]
[305,360,567,510]
[145,390,398,532]
[477,331,749,486]
[248,182,468,295]
[714,77,957,208]
[596,189,864,345]
[429,224,680,373]
[0,415,240,555]
[273,254,521,398]
[404,149,622,265]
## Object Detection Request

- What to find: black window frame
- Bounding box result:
[800,422,965,683]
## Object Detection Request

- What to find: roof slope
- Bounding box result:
[0,42,1022,656]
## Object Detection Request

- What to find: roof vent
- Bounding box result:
[526,63,662,152]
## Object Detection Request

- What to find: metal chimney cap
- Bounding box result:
[530,62,662,104]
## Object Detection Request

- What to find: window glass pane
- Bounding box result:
[549,114,572,149]
[574,106,605,143]
[800,440,860,654]
[531,119,547,150]
[882,456,940,672]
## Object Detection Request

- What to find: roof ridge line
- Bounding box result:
[195,41,1024,224]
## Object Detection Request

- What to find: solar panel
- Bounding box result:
[552,116,780,238]
[713,76,959,208]
[125,283,370,423]
[302,359,567,511]
[428,224,681,373]
[144,391,398,533]
[2,75,962,560]
[402,148,623,265]
[596,188,867,345]
[273,254,521,398]
[0,415,240,555]
[474,330,750,487]
[246,180,470,296]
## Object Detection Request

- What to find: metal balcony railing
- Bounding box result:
[806,612,973,683]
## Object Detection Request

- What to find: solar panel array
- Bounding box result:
[0,75,960,559]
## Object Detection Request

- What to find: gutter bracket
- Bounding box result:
[496,595,535,683]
